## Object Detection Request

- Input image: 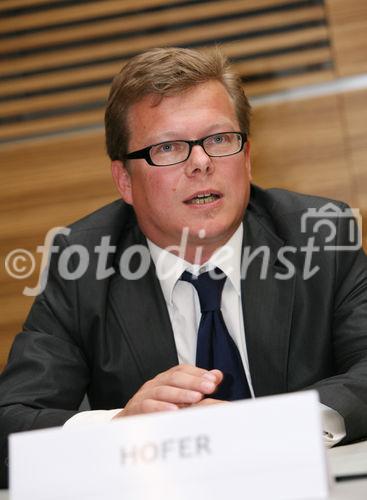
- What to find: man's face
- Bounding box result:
[112,80,252,258]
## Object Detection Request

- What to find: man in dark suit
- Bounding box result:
[1,47,367,488]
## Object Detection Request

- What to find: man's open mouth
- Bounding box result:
[184,192,222,205]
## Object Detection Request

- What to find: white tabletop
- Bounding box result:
[330,479,367,500]
[327,440,367,499]
[328,440,367,478]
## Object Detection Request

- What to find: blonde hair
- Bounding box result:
[105,47,251,160]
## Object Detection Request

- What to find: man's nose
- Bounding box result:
[184,145,214,177]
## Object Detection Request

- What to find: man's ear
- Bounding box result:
[244,139,252,181]
[111,160,133,205]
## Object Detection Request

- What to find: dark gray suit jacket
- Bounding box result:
[1,185,367,487]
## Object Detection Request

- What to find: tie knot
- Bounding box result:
[181,268,226,312]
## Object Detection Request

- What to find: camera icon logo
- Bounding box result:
[300,202,362,251]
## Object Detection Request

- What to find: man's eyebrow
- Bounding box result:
[204,125,238,136]
[146,125,238,144]
[145,132,183,144]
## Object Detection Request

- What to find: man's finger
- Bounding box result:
[115,399,179,417]
[151,385,203,404]
[156,370,219,394]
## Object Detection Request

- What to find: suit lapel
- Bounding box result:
[109,224,178,382]
[241,209,295,396]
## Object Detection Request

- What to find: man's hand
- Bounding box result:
[113,365,223,418]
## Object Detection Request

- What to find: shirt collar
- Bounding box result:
[147,223,243,305]
[205,223,243,296]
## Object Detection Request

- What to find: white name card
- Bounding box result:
[10,391,329,500]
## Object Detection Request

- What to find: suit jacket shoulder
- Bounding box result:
[247,184,351,246]
[64,199,136,244]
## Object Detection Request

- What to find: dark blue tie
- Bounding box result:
[181,268,251,401]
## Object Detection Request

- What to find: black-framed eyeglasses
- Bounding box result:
[123,131,247,167]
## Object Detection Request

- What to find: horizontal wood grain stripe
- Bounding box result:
[236,46,332,75]
[0,0,184,26]
[1,63,334,125]
[0,86,108,117]
[244,60,332,82]
[0,71,335,143]
[1,22,329,78]
[0,66,333,131]
[217,25,329,58]
[0,0,307,33]
[243,66,333,93]
[0,0,59,12]
[0,62,118,97]
[0,125,104,150]
[1,47,333,118]
[0,4,325,54]
[0,40,331,99]
[0,109,103,141]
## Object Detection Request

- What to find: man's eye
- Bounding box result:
[159,143,175,153]
[209,134,229,144]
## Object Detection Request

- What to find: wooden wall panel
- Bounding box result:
[326,0,367,76]
[251,89,367,247]
[1,1,319,45]
[250,93,355,205]
[0,131,115,370]
[0,0,309,32]
[1,0,333,144]
[341,89,367,233]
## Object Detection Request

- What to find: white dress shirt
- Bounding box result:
[65,225,346,447]
[148,223,254,396]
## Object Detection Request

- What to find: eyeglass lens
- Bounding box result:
[150,132,242,166]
